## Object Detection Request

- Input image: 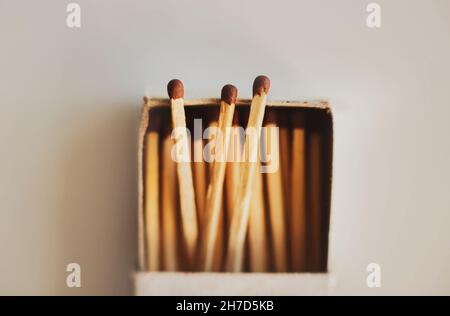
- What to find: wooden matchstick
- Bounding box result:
[144,113,160,271]
[209,116,226,272]
[290,110,307,272]
[224,111,243,271]
[248,162,268,272]
[192,115,207,236]
[161,119,179,271]
[201,112,223,271]
[225,111,242,214]
[201,85,237,271]
[308,130,322,272]
[278,111,291,270]
[225,75,270,272]
[263,109,288,272]
[168,79,199,269]
[205,116,224,271]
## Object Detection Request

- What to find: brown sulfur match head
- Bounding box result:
[167,79,184,99]
[252,75,270,96]
[221,84,238,105]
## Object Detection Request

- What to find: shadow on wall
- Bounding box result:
[56,103,140,295]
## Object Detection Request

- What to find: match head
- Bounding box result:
[221,84,238,105]
[167,79,184,99]
[252,75,270,96]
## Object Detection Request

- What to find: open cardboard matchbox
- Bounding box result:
[135,98,334,295]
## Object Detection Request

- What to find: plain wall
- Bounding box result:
[0,0,449,295]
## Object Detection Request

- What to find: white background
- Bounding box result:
[0,0,449,295]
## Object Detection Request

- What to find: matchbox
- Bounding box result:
[135,98,334,296]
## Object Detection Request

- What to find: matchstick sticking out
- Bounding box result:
[161,118,179,271]
[290,110,307,272]
[263,109,288,272]
[144,112,160,271]
[225,75,270,272]
[168,79,199,269]
[201,84,237,271]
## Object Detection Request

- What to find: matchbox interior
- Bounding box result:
[137,98,333,275]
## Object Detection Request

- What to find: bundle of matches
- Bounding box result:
[142,76,329,273]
